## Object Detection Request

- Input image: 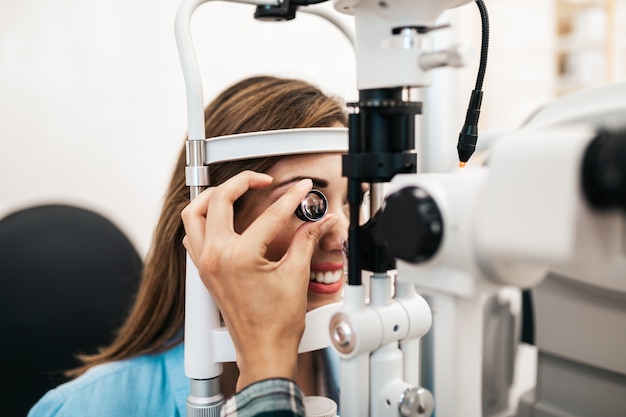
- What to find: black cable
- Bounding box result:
[474,0,489,91]
[456,0,490,165]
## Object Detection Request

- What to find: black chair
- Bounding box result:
[0,204,142,417]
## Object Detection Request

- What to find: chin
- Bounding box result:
[306,290,343,312]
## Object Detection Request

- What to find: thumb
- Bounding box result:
[285,214,339,270]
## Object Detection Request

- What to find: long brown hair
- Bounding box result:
[67,75,347,377]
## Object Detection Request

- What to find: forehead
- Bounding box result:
[267,153,343,178]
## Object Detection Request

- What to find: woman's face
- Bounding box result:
[234,153,349,311]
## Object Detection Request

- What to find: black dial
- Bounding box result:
[378,186,443,263]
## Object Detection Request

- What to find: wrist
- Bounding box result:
[236,346,299,392]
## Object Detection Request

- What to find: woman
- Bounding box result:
[28,75,350,417]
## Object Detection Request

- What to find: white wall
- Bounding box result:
[0,0,356,256]
[479,0,556,131]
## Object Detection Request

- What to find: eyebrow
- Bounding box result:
[272,176,329,190]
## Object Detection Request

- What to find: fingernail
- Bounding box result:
[297,178,313,188]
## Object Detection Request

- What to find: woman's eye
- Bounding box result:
[342,189,369,211]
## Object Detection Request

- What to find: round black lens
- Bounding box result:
[295,189,328,222]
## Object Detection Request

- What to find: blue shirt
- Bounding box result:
[28,343,188,417]
[27,344,339,417]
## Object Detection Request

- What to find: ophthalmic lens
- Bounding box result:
[295,189,328,222]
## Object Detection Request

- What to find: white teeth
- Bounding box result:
[310,270,341,284]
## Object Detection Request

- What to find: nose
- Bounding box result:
[318,201,349,252]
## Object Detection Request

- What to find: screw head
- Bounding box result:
[329,313,356,355]
[398,387,434,417]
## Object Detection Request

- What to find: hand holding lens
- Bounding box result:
[295,189,328,222]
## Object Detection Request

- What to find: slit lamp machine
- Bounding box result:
[174,0,626,416]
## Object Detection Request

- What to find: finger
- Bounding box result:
[242,178,313,250]
[283,214,339,273]
[181,188,215,258]
[182,235,196,264]
[182,235,189,254]
[183,171,272,256]
[185,186,214,217]
[205,171,273,236]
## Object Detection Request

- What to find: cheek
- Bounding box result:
[233,193,270,234]
[264,220,301,261]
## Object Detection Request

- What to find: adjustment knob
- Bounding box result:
[378,186,443,263]
[398,387,434,417]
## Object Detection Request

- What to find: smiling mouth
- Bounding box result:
[309,269,342,284]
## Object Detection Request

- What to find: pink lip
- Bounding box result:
[308,279,344,294]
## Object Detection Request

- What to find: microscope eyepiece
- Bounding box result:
[295,189,328,222]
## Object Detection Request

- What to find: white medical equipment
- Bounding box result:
[175,2,355,414]
[174,0,626,416]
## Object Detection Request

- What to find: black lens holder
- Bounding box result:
[295,189,328,222]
